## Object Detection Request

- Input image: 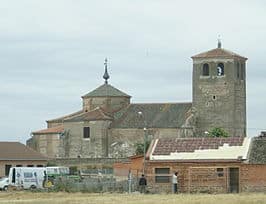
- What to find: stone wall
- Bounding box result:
[51,157,128,168]
[108,128,191,158]
[82,96,130,112]
[47,121,63,128]
[29,133,60,158]
[60,120,112,158]
[192,58,246,137]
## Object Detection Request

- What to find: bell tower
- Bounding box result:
[191,41,247,137]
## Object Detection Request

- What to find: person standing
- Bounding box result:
[139,174,147,193]
[172,172,178,193]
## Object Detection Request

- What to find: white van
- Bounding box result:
[8,167,46,190]
[0,177,9,191]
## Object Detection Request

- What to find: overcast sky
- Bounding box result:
[1,0,266,143]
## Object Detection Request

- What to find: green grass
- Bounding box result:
[0,192,265,204]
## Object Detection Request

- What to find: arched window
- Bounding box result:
[217,63,224,76]
[202,63,209,76]
[237,62,240,79]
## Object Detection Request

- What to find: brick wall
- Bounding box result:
[113,156,143,177]
[146,161,266,193]
[241,164,266,192]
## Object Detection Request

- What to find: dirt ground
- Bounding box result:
[0,192,265,204]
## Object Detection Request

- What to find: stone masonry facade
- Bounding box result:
[28,43,247,159]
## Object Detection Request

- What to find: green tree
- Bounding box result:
[209,127,229,137]
[134,140,151,155]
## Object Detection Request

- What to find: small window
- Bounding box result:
[240,64,245,80]
[202,63,209,76]
[213,95,216,100]
[236,62,240,79]
[16,165,22,167]
[217,63,224,76]
[217,168,224,177]
[83,127,90,139]
[24,172,33,178]
[27,165,34,167]
[155,168,170,183]
[5,165,12,176]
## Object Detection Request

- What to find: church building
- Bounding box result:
[27,42,247,158]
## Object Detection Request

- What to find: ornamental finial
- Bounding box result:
[103,58,110,84]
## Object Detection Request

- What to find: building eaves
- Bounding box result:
[148,159,241,163]
[46,110,83,123]
[32,125,64,134]
[191,48,247,60]
[64,107,113,122]
[82,83,131,98]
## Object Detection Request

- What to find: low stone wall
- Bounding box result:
[50,157,129,168]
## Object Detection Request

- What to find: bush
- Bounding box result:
[209,127,229,137]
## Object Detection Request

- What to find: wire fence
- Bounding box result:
[53,175,140,193]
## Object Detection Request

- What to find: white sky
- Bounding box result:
[0,0,266,143]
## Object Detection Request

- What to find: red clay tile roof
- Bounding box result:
[64,107,113,122]
[46,110,83,123]
[32,125,64,134]
[0,142,47,160]
[192,48,247,60]
[152,137,245,155]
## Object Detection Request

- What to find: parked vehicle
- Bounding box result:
[8,166,73,190]
[0,177,9,191]
[8,167,46,190]
[45,166,70,185]
[46,166,69,177]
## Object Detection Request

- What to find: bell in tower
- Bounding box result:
[191,41,248,137]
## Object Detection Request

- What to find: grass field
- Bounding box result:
[0,192,265,204]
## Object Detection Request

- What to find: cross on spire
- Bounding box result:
[103,58,110,84]
[217,35,222,48]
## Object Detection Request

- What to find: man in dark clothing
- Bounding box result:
[139,174,147,193]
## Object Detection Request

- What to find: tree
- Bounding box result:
[208,127,229,137]
[134,140,151,155]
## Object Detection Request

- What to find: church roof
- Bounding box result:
[82,83,131,98]
[191,48,247,60]
[46,110,83,123]
[111,102,192,128]
[64,107,113,122]
[0,142,47,160]
[32,125,64,134]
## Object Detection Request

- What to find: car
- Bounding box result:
[0,177,9,191]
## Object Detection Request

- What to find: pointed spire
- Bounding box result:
[217,35,222,48]
[103,58,110,84]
